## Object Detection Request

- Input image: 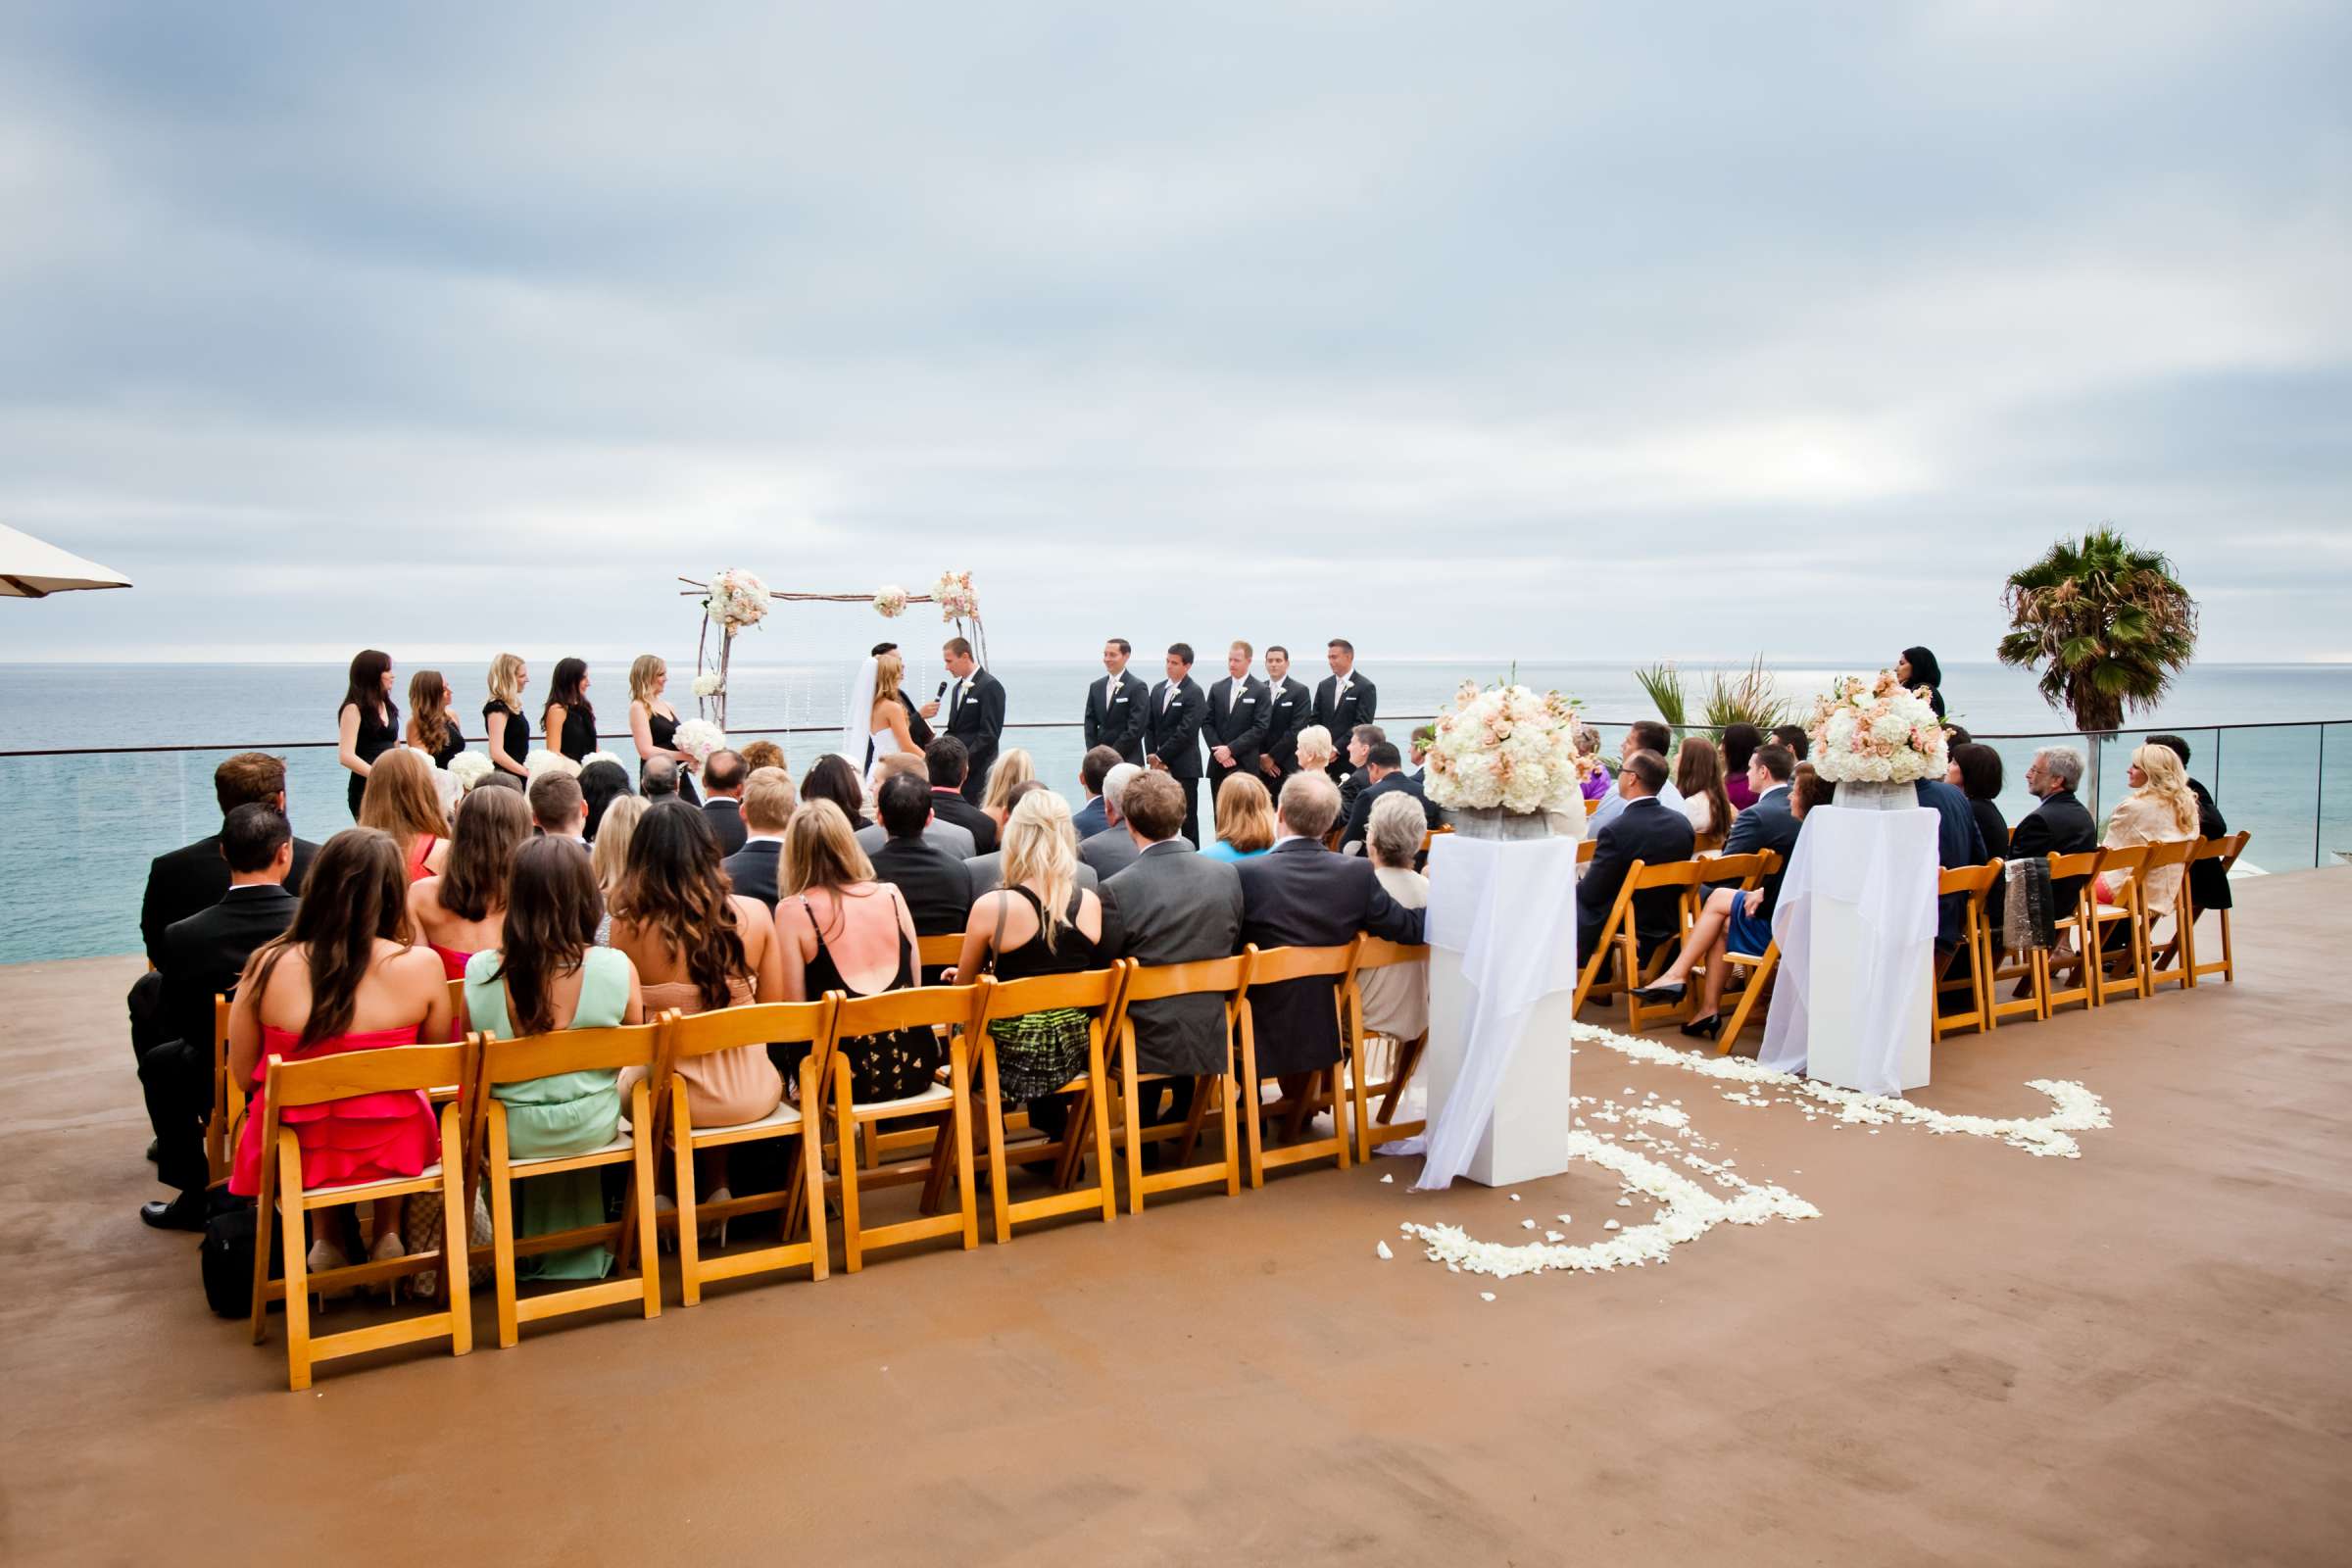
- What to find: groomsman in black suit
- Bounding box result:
[1203,639,1272,830]
[1312,638,1377,781]
[921,636,1005,806]
[1143,642,1208,846]
[1084,636,1149,765]
[1256,644,1312,784]
[865,641,933,773]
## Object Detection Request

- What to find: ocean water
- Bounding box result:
[4,658,2347,964]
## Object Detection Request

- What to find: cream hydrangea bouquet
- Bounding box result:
[671,719,727,768]
[1807,671,1947,783]
[1424,680,1591,815]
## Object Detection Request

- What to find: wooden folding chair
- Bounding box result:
[663,1000,835,1304]
[446,976,467,1038]
[1986,863,2046,1027]
[1933,861,2003,1039]
[2090,844,2153,1004]
[2176,832,2250,985]
[1572,859,1643,1014]
[1628,854,1770,1034]
[2137,839,2198,995]
[1234,941,1362,1188]
[957,970,1122,1243]
[2038,850,2106,1016]
[207,995,234,1184]
[1614,861,1725,1034]
[247,1041,476,1392]
[1577,838,1597,867]
[824,986,982,1271]
[469,1018,667,1345]
[1102,954,1252,1213]
[916,933,963,971]
[1343,937,1430,1155]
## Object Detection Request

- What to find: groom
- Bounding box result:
[922,636,1005,805]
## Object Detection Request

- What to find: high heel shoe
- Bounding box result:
[701,1187,731,1249]
[306,1239,352,1314]
[1634,979,1688,1004]
[1678,1013,1722,1042]
[655,1194,678,1254]
[370,1230,407,1304]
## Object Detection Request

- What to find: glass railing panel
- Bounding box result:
[2324,723,2351,870]
[2209,725,2320,875]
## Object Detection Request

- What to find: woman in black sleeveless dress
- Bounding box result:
[542,657,597,762]
[627,654,699,805]
[336,648,399,818]
[481,652,532,781]
[404,668,466,767]
[798,889,942,1102]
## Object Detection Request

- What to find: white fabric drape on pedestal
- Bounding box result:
[1758,805,1939,1093]
[1410,832,1583,1191]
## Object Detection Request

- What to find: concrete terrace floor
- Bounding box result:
[3,872,2348,1567]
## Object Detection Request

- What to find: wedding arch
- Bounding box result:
[678,568,987,728]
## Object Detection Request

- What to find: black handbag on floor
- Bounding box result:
[200,1192,274,1318]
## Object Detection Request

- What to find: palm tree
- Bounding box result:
[1997,528,2198,733]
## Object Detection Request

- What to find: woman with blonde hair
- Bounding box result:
[481,652,533,780]
[1203,772,1276,861]
[360,748,451,882]
[772,799,939,1102]
[858,650,918,791]
[626,654,701,804]
[2099,742,2201,919]
[948,790,1120,1108]
[980,746,1038,830]
[403,669,465,768]
[1292,724,1338,776]
[590,795,646,947]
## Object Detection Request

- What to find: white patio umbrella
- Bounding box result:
[0,523,131,598]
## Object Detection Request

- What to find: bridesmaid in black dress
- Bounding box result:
[481,652,532,781]
[626,654,700,805]
[542,657,598,762]
[336,648,399,818]
[403,668,466,767]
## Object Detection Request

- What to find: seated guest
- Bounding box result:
[980,746,1037,833]
[700,748,750,856]
[968,780,1101,895]
[1590,721,1688,833]
[360,747,452,882]
[2148,732,2231,916]
[1338,742,1438,855]
[1576,724,1611,801]
[641,755,682,802]
[869,770,978,940]
[1942,723,1974,747]
[1790,762,1833,814]
[2007,747,2098,906]
[1235,771,1425,1124]
[1948,742,2009,855]
[410,785,531,980]
[1771,723,1810,760]
[1674,735,1735,840]
[1072,745,1124,839]
[1408,725,1436,780]
[225,828,454,1278]
[800,754,872,833]
[1634,744,1799,1037]
[139,805,300,1230]
[2098,743,2199,923]
[947,790,1121,1125]
[590,796,645,946]
[855,752,975,857]
[610,801,785,1200]
[1719,723,1763,809]
[1292,724,1338,778]
[923,737,999,853]
[1204,772,1279,862]
[720,766,797,911]
[529,769,590,844]
[739,739,787,775]
[1078,762,1145,880]
[1915,767,1989,953]
[578,759,634,842]
[1337,723,1387,822]
[466,837,646,1279]
[1357,793,1432,1044]
[773,799,941,1102]
[1103,771,1246,1114]
[1576,750,1694,960]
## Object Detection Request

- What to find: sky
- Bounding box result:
[0,1,2347,670]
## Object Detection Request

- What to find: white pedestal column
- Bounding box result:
[1422,949,1576,1186]
[1804,886,1934,1093]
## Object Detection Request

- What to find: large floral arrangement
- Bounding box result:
[932,569,978,620]
[1806,671,1947,783]
[1423,680,1590,814]
[704,567,771,630]
[873,584,908,618]
[671,719,727,767]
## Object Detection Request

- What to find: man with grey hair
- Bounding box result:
[641,755,682,801]
[2009,745,2097,907]
[1079,761,1146,879]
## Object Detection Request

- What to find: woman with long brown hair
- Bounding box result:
[360,748,452,882]
[336,649,398,818]
[1674,735,1735,842]
[409,785,531,980]
[225,829,451,1282]
[542,657,597,763]
[772,798,939,1102]
[403,669,465,768]
[799,753,871,831]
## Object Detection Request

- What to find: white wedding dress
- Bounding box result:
[865,724,906,790]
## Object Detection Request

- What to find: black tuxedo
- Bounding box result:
[1311,672,1378,778]
[721,840,783,910]
[931,787,999,856]
[701,796,749,857]
[1260,676,1312,777]
[1234,838,1423,1076]
[1717,782,1800,915]
[2186,779,2231,912]
[1144,675,1208,846]
[1085,669,1150,765]
[140,829,318,967]
[1204,673,1272,829]
[146,884,297,1196]
[2007,788,2099,910]
[870,833,976,940]
[1338,769,1440,852]
[1576,797,1695,959]
[944,667,1007,806]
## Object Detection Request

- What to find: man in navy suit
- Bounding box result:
[1084,637,1149,765]
[1072,745,1122,840]
[1311,638,1377,781]
[1256,645,1313,783]
[1143,643,1208,847]
[1203,639,1272,835]
[719,767,797,910]
[1633,743,1799,1036]
[1338,742,1439,854]
[1576,750,1695,961]
[1915,773,1988,953]
[920,636,1005,806]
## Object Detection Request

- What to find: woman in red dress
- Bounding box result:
[360,748,451,882]
[227,829,453,1283]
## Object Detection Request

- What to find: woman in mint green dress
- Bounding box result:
[465,837,645,1280]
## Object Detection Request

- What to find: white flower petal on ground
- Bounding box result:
[1379,1173,1394,1184]
[1376,1241,1394,1259]
[1603,1219,1621,1231]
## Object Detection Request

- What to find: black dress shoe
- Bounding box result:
[145,1139,159,1164]
[140,1193,208,1232]
[1634,980,1687,1004]
[1678,1014,1722,1042]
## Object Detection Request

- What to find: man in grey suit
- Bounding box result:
[1077,761,1145,881]
[966,780,1101,895]
[1104,769,1246,1136]
[854,753,975,858]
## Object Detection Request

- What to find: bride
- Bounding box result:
[844,651,918,791]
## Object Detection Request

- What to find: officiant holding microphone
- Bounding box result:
[921,636,1005,805]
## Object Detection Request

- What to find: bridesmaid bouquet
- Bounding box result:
[672,719,727,768]
[932,569,979,620]
[1424,680,1589,815]
[448,752,493,792]
[873,584,908,618]
[1806,671,1946,783]
[703,567,771,630]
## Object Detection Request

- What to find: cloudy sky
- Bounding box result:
[1,1,2346,668]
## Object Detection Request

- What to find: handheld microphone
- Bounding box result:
[936,680,950,700]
